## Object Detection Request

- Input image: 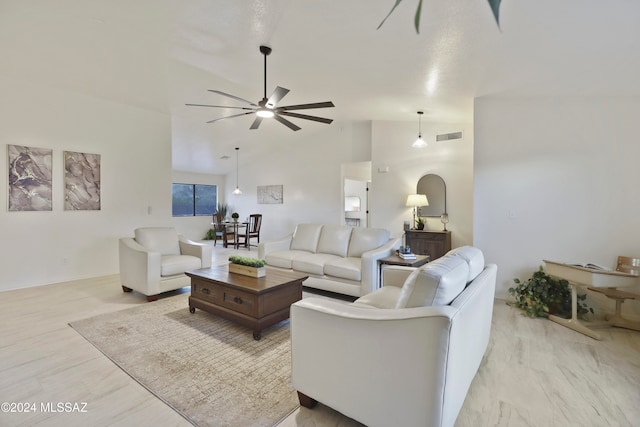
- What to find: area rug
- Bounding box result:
[69,293,298,427]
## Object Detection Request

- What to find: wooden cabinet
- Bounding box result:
[405,230,451,260]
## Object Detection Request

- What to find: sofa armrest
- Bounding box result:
[119,238,161,295]
[291,298,454,427]
[178,236,212,268]
[258,233,293,259]
[381,265,415,287]
[359,237,402,295]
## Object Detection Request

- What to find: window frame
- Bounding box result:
[172,183,217,217]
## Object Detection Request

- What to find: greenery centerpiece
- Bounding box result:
[415,217,425,230]
[231,212,240,222]
[228,255,266,278]
[508,266,593,319]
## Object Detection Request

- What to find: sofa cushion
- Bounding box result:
[446,246,485,283]
[161,254,201,276]
[347,228,390,258]
[316,225,353,257]
[265,250,311,269]
[324,257,362,281]
[135,227,181,255]
[292,253,343,276]
[290,224,323,253]
[395,256,469,308]
[353,286,402,309]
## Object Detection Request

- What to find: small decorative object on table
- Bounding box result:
[398,246,416,259]
[231,212,240,222]
[415,217,425,230]
[228,255,266,277]
[440,213,449,231]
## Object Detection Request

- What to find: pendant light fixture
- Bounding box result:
[412,111,427,148]
[232,147,242,195]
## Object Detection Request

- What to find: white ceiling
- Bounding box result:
[3,0,640,174]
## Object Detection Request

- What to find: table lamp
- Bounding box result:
[406,194,429,229]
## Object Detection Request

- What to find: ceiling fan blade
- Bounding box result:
[266,86,290,108]
[279,111,333,124]
[249,116,263,130]
[186,103,254,111]
[206,111,255,124]
[273,114,301,131]
[278,101,335,111]
[208,90,258,106]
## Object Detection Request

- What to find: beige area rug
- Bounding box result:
[69,293,297,427]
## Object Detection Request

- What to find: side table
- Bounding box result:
[377,254,430,287]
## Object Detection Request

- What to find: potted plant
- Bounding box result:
[508,266,593,319]
[231,212,240,222]
[216,202,229,220]
[415,217,425,230]
[228,255,266,277]
[399,245,411,255]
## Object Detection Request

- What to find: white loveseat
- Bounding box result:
[290,246,497,427]
[258,224,400,297]
[119,227,212,301]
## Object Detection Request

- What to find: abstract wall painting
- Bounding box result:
[64,151,101,210]
[257,184,283,204]
[8,144,53,211]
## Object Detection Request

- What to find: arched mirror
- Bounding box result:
[416,174,446,217]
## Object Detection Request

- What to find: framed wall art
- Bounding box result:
[7,144,53,211]
[64,151,101,210]
[257,184,283,204]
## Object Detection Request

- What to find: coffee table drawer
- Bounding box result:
[220,288,257,316]
[191,279,220,304]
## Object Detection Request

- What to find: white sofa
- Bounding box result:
[290,246,497,427]
[119,227,212,301]
[258,224,400,297]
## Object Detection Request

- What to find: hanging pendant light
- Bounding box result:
[412,111,427,148]
[232,147,242,195]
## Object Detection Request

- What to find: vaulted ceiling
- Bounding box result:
[3,1,639,174]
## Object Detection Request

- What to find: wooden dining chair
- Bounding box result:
[239,214,262,251]
[588,255,640,331]
[212,213,234,247]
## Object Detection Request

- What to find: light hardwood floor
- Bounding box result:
[1,245,639,427]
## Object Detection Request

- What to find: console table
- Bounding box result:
[543,260,639,340]
[404,230,451,260]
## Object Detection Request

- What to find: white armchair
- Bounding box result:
[290,246,497,427]
[119,227,212,301]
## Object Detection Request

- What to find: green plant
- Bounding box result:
[216,202,229,219]
[228,256,265,268]
[204,228,216,240]
[378,0,501,34]
[231,212,239,219]
[415,217,425,226]
[508,266,593,319]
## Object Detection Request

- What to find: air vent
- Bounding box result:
[436,131,463,142]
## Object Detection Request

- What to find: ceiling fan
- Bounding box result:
[186,45,335,131]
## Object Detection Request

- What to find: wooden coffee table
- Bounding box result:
[186,266,308,340]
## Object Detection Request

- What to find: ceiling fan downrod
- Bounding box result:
[260,45,272,103]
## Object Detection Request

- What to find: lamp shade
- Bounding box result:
[406,194,429,207]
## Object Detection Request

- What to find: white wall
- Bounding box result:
[0,77,172,291]
[218,121,372,242]
[370,120,474,245]
[474,96,640,317]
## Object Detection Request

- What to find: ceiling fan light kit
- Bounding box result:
[187,45,334,131]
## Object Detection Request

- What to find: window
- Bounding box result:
[172,183,217,217]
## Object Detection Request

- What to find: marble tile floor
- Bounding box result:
[0,244,638,426]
